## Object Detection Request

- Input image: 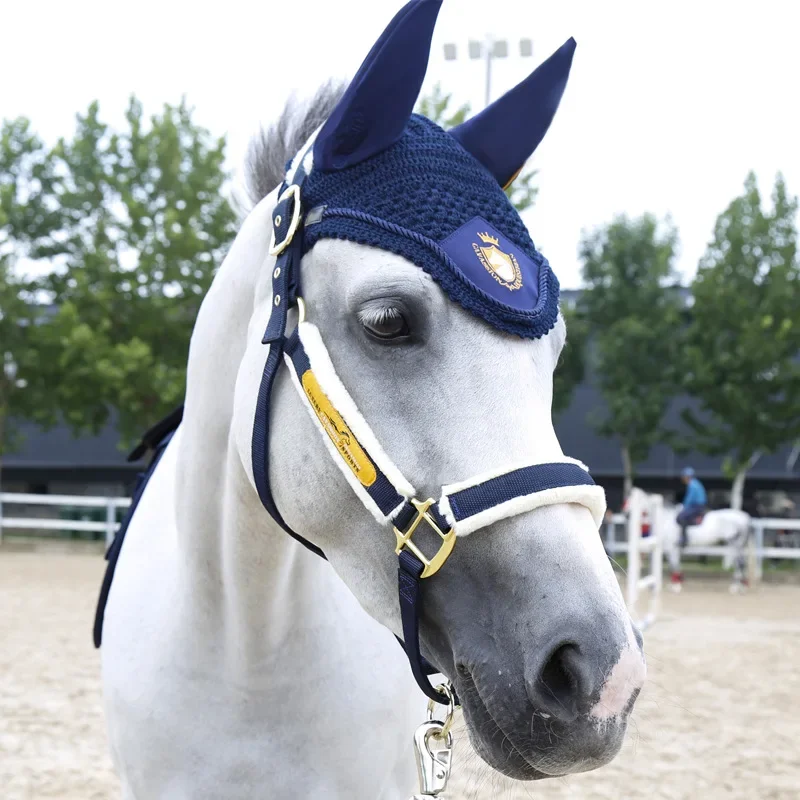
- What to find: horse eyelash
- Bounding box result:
[357,305,402,327]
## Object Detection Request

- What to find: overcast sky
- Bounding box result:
[2,0,798,288]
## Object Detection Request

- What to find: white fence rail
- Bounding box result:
[2,492,800,573]
[0,492,131,548]
[604,513,800,581]
[626,492,663,629]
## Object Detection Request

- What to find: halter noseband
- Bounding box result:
[251,145,606,704]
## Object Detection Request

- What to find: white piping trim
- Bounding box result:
[296,321,416,500]
[440,484,607,537]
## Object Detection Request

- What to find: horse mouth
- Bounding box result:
[454,664,629,781]
[454,667,552,780]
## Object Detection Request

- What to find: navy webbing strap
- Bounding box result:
[250,165,326,561]
[93,426,177,648]
[283,330,408,519]
[127,405,184,463]
[249,174,454,703]
[445,462,596,523]
[398,550,451,704]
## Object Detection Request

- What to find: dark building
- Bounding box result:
[4,377,798,515]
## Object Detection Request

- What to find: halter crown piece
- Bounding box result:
[251,0,607,705]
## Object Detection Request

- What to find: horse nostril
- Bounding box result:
[539,644,580,720]
[527,642,595,723]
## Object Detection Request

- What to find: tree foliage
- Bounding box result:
[4,98,238,445]
[682,172,800,500]
[579,214,683,492]
[0,263,38,464]
[0,119,58,470]
[553,301,588,415]
[416,83,471,130]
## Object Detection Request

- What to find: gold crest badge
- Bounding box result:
[472,232,523,290]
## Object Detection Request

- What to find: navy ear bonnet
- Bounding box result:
[292,0,577,340]
[302,116,558,339]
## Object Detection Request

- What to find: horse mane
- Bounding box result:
[243,81,346,211]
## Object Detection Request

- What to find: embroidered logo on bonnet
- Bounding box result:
[439,216,543,312]
[474,232,522,290]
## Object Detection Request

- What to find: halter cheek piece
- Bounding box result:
[250,155,607,705]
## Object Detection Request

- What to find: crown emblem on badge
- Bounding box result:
[472,231,523,290]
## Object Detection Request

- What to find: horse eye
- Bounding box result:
[360,309,411,341]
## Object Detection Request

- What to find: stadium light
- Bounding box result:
[443,36,533,108]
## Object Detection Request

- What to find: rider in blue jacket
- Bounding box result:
[677,467,707,547]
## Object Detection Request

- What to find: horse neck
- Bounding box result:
[171,194,339,677]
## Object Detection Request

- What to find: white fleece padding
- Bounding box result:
[284,356,404,525]
[291,321,416,503]
[439,483,607,537]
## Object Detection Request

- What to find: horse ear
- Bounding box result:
[450,38,577,189]
[313,0,442,172]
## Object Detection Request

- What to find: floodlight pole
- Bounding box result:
[483,34,493,108]
[443,37,532,110]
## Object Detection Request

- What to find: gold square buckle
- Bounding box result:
[394,498,455,579]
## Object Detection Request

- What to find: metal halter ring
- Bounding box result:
[426,682,457,737]
[269,184,302,257]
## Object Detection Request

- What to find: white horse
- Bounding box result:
[98,3,645,797]
[627,487,751,593]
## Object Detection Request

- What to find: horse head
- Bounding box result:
[231,0,644,781]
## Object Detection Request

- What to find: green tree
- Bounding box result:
[30,97,238,444]
[417,83,539,212]
[0,119,59,480]
[553,300,588,415]
[579,214,683,496]
[683,172,800,509]
[416,83,470,129]
[0,264,37,480]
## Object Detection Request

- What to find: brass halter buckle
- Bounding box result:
[269,184,302,256]
[394,498,456,579]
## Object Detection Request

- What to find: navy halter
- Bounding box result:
[95,0,603,709]
[92,151,606,707]
[249,151,605,704]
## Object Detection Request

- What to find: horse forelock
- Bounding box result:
[243,82,346,212]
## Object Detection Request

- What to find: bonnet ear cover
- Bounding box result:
[313,0,442,172]
[450,37,577,189]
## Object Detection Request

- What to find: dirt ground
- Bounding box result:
[1,546,798,800]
